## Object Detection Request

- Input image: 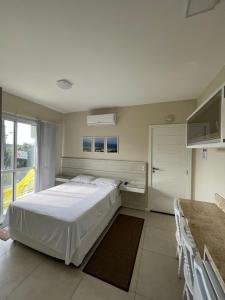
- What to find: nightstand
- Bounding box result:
[119,182,145,194]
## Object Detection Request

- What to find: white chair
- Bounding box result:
[174,198,184,278]
[180,217,198,300]
[193,260,225,300]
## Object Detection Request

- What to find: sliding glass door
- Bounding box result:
[15,122,37,199]
[1,117,38,219]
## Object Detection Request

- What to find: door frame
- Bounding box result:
[148,124,192,211]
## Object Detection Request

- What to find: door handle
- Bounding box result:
[152,167,160,173]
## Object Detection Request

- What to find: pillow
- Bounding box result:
[71,175,96,184]
[92,177,121,187]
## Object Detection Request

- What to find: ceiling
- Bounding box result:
[0,0,225,113]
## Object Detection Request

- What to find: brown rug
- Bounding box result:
[0,227,10,241]
[83,214,144,291]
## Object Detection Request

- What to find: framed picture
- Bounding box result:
[107,136,118,153]
[83,136,93,152]
[94,137,105,152]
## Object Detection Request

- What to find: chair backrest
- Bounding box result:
[180,218,197,286]
[203,261,225,300]
[174,198,182,244]
[193,260,224,300]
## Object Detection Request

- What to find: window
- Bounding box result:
[1,116,38,217]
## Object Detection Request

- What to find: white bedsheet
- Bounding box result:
[5,182,119,265]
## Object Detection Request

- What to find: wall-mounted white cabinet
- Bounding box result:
[187,84,225,148]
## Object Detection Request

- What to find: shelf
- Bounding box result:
[187,142,225,149]
[120,183,145,194]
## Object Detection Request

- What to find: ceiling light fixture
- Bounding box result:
[56,79,74,90]
[185,0,220,18]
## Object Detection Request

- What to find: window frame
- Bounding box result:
[1,114,39,216]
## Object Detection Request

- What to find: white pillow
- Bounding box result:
[92,177,121,187]
[71,175,96,184]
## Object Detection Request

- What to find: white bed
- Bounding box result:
[5,181,121,266]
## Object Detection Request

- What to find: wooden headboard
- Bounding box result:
[61,157,147,186]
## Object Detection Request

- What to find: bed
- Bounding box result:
[5,180,121,266]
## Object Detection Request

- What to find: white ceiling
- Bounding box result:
[0,0,225,113]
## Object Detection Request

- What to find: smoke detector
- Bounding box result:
[185,0,220,17]
[165,114,175,124]
[56,79,73,90]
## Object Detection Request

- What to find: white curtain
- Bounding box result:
[37,121,56,191]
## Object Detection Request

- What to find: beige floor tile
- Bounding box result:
[71,274,135,300]
[136,250,183,300]
[135,294,153,300]
[136,225,145,251]
[6,258,83,300]
[7,241,43,256]
[0,240,6,256]
[143,227,176,258]
[146,213,176,233]
[0,239,14,258]
[120,207,147,219]
[0,211,181,300]
[129,252,142,292]
[0,243,44,300]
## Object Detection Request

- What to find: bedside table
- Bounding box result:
[55,175,73,185]
[120,182,145,194]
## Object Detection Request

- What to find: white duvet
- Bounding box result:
[5,182,119,265]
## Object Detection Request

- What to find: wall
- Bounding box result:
[63,99,196,161]
[63,99,196,210]
[193,65,225,202]
[0,89,2,203]
[2,92,63,174]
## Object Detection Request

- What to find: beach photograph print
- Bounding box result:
[94,137,105,152]
[107,136,118,153]
[83,136,93,152]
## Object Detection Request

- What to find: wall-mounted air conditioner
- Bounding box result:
[87,113,116,126]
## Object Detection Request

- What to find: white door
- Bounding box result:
[148,124,191,214]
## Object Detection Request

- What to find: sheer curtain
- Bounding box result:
[37,121,56,191]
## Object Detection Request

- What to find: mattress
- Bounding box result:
[5,181,121,265]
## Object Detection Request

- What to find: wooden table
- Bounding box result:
[180,199,225,293]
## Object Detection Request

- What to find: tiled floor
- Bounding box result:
[0,208,184,300]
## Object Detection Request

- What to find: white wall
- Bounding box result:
[2,92,63,174]
[62,99,196,210]
[63,99,196,162]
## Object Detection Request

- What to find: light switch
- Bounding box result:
[202,148,207,160]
